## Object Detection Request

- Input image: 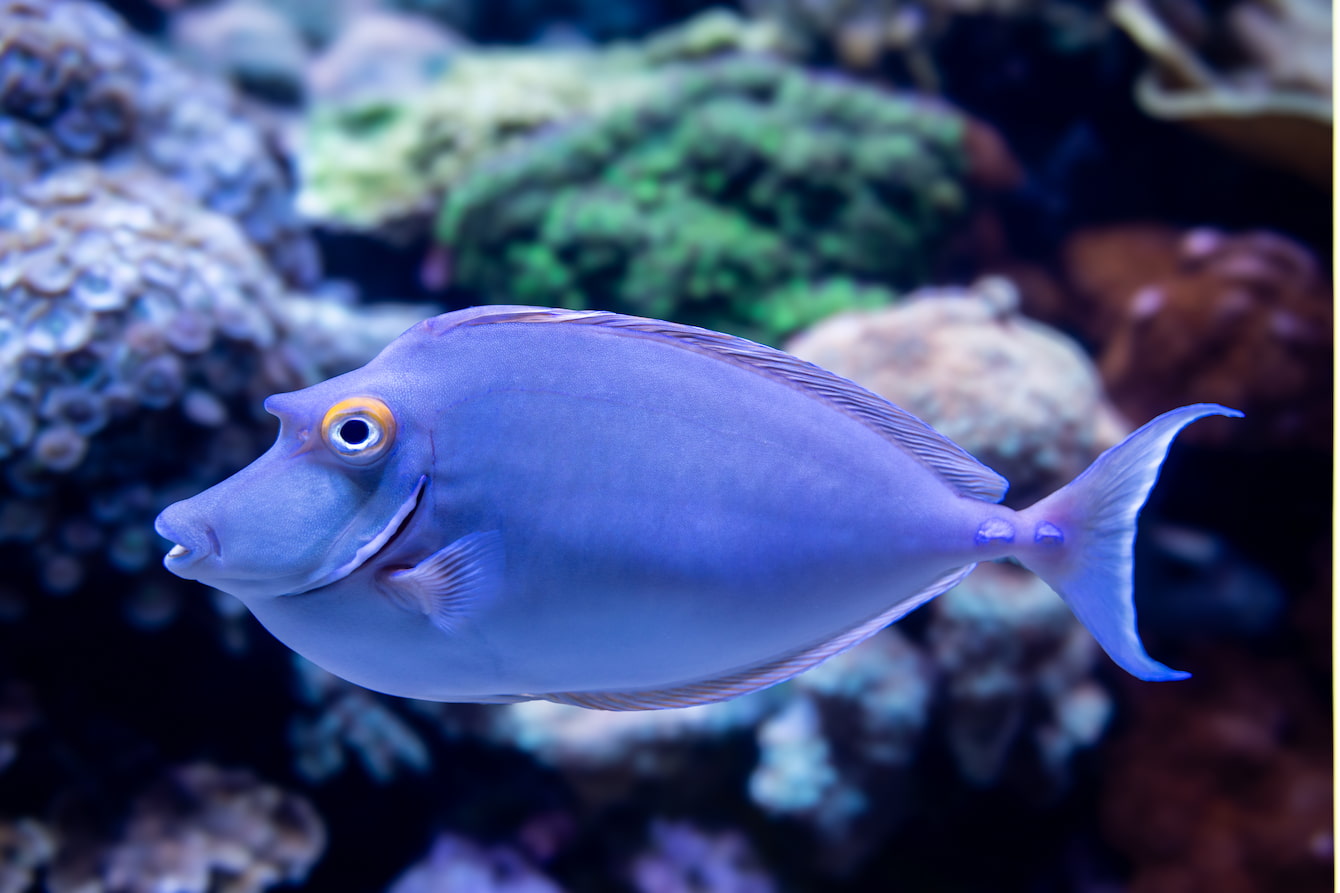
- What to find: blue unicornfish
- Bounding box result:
[155,307,1239,710]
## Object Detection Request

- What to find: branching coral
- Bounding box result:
[296,10,784,234]
[927,562,1110,787]
[437,56,988,343]
[47,764,326,893]
[0,0,318,285]
[289,656,431,784]
[388,832,562,893]
[628,821,777,893]
[0,818,55,893]
[785,277,1127,506]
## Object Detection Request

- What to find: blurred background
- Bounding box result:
[0,0,1330,890]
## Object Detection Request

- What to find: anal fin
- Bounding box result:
[379,531,504,633]
[538,564,978,711]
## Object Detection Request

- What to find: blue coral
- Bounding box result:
[0,0,319,286]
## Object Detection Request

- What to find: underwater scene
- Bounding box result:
[0,0,1332,890]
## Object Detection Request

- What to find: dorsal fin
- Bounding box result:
[531,563,977,711]
[444,307,1008,502]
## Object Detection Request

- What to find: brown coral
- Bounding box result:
[1100,649,1333,893]
[1062,225,1331,449]
[1110,0,1331,185]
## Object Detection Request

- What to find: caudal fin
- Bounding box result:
[1016,404,1242,681]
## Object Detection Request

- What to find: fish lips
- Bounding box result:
[154,509,220,578]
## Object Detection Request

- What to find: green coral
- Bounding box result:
[295,10,785,232]
[436,57,973,343]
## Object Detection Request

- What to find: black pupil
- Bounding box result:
[339,418,371,446]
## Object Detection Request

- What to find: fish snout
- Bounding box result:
[154,502,219,578]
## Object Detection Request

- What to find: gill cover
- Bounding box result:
[155,387,427,600]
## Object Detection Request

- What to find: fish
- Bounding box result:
[154,306,1240,710]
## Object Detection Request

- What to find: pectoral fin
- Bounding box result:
[379,531,504,633]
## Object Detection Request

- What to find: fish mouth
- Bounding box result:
[286,475,428,596]
[155,514,220,575]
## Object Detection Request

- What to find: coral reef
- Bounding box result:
[0,165,307,596]
[387,832,562,893]
[744,0,952,84]
[47,763,326,893]
[785,277,1127,506]
[0,0,318,285]
[303,8,463,106]
[628,821,777,893]
[289,656,431,784]
[927,562,1110,787]
[168,0,311,105]
[742,0,1109,92]
[1101,650,1333,893]
[437,56,992,343]
[296,10,782,234]
[0,160,429,607]
[1110,0,1331,185]
[0,818,55,893]
[1061,225,1332,449]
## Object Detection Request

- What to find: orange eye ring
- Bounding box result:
[321,397,396,465]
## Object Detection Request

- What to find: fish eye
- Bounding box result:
[321,397,396,465]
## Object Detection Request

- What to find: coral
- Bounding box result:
[0,818,55,893]
[304,8,463,106]
[1110,0,1331,184]
[387,832,562,893]
[0,165,308,596]
[752,628,933,840]
[1062,225,1332,449]
[277,291,435,380]
[296,10,782,234]
[628,821,777,893]
[0,0,318,285]
[0,165,421,608]
[785,277,1128,506]
[288,656,431,784]
[437,56,990,344]
[1101,650,1333,893]
[926,562,1110,786]
[168,0,311,105]
[744,0,950,82]
[47,763,326,893]
[742,0,1107,91]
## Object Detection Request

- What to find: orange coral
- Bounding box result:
[1101,649,1333,893]
[1062,225,1331,448]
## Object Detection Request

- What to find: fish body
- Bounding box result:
[155,307,1238,709]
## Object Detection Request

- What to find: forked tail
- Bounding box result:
[1015,404,1242,681]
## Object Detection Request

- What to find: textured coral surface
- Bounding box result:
[436,56,986,343]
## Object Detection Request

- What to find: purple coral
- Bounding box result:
[629,821,776,893]
[0,0,318,286]
[0,165,305,596]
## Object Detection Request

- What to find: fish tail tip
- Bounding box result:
[1135,662,1192,683]
[1015,403,1230,683]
